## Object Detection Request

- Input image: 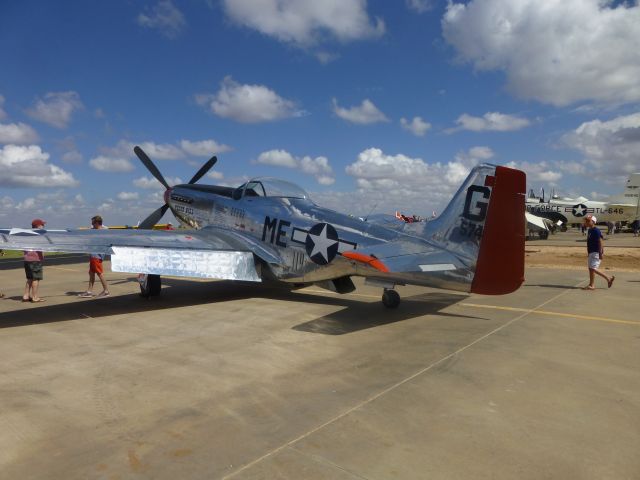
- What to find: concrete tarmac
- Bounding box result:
[1,257,639,479]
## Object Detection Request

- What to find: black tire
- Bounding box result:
[140,274,162,298]
[382,289,401,309]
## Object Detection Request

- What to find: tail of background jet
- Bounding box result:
[607,172,640,209]
[425,164,526,295]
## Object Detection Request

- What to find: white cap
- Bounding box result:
[590,215,597,223]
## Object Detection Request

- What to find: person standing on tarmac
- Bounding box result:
[23,218,46,302]
[79,215,110,298]
[583,215,615,291]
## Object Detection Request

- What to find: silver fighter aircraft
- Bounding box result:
[1,147,526,308]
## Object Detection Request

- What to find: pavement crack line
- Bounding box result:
[287,445,372,480]
[222,285,578,479]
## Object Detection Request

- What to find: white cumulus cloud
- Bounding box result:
[312,147,485,216]
[133,175,183,189]
[0,144,78,188]
[0,122,39,144]
[450,112,531,132]
[257,149,335,185]
[117,192,140,201]
[467,146,494,160]
[332,98,389,125]
[196,76,304,123]
[62,150,83,164]
[562,112,640,179]
[400,116,431,136]
[180,139,232,156]
[135,141,184,160]
[222,0,384,47]
[442,0,640,106]
[89,155,135,172]
[137,0,186,38]
[515,161,563,185]
[26,91,83,129]
[406,0,435,13]
[346,147,479,190]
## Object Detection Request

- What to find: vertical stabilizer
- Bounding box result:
[471,166,526,294]
[607,172,640,207]
[425,164,526,295]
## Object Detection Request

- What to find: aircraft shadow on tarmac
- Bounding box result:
[291,291,478,335]
[0,277,479,331]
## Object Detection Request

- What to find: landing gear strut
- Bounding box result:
[382,289,401,309]
[138,274,162,298]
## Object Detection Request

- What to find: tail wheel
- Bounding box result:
[382,289,400,309]
[139,274,162,298]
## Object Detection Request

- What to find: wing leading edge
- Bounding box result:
[0,227,283,282]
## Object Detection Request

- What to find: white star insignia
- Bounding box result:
[307,224,338,262]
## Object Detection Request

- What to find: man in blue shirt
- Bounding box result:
[584,215,615,290]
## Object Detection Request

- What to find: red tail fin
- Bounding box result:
[471,166,526,295]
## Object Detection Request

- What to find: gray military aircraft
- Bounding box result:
[0,147,526,308]
[526,172,640,226]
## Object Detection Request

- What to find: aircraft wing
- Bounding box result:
[0,226,282,282]
[525,211,549,231]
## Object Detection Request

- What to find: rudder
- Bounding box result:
[470,166,526,294]
[424,164,525,295]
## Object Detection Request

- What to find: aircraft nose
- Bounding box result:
[164,187,173,205]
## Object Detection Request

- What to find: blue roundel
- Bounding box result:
[305,223,339,265]
[572,204,588,217]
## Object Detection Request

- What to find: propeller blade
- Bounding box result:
[188,155,218,184]
[138,204,169,230]
[134,146,170,190]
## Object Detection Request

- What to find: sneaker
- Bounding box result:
[96,291,110,298]
[78,291,94,298]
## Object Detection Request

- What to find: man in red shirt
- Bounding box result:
[23,218,46,302]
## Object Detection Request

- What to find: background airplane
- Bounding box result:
[1,147,526,308]
[526,172,640,226]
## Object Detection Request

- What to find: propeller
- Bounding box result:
[188,155,218,184]
[133,146,218,229]
[134,146,170,190]
[138,205,169,230]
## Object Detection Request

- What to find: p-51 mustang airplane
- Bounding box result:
[1,147,526,308]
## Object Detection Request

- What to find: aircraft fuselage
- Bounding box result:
[167,181,401,284]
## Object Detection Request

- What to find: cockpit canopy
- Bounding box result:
[233,177,309,200]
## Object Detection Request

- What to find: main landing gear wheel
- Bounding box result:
[139,274,162,298]
[382,289,400,309]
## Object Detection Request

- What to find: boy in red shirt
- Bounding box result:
[79,215,110,298]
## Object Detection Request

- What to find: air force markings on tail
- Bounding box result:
[1,146,526,308]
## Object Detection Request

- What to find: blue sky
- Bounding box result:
[1,0,639,227]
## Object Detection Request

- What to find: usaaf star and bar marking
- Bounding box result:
[261,216,357,265]
[526,203,625,217]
